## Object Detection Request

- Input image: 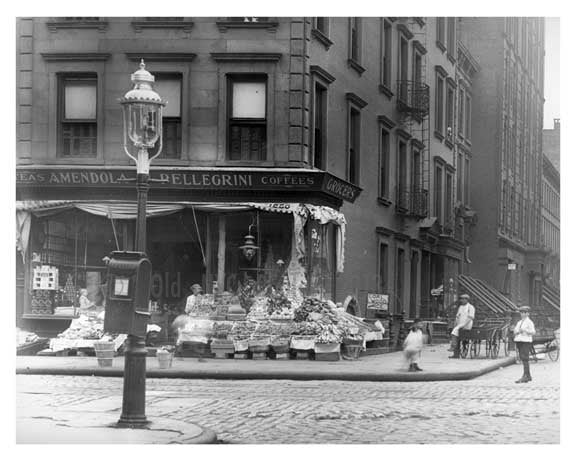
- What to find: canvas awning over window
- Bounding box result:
[16,200,347,272]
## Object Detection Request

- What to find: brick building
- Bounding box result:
[16,17,483,335]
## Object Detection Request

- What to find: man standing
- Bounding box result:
[448,293,475,358]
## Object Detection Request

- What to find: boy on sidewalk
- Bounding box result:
[403,318,424,372]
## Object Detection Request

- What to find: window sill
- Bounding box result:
[434,130,445,142]
[444,137,454,149]
[347,59,366,76]
[131,20,194,32]
[311,28,333,50]
[47,19,108,32]
[378,197,393,207]
[436,40,447,53]
[378,84,394,99]
[216,20,279,33]
[447,53,456,65]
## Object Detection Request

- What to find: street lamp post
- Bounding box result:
[117,60,165,428]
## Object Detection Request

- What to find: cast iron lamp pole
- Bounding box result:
[118,60,165,428]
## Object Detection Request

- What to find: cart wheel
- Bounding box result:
[460,340,469,358]
[485,339,492,358]
[490,338,500,359]
[471,340,480,358]
[547,340,560,361]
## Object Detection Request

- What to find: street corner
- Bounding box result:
[17,412,218,444]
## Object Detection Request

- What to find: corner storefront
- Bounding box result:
[16,166,361,340]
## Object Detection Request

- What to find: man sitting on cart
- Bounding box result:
[448,294,475,358]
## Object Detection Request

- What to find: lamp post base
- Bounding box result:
[118,334,148,428]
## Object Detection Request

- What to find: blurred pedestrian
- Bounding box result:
[513,306,536,383]
[449,294,475,358]
[404,318,424,371]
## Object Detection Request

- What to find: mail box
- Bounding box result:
[104,251,151,337]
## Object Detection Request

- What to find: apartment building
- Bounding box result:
[459,17,546,306]
[16,17,476,335]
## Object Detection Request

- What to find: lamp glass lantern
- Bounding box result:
[119,60,166,173]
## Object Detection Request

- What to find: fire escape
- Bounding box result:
[395,18,430,220]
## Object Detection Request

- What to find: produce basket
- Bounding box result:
[232,339,249,352]
[314,342,340,354]
[290,335,316,351]
[315,351,340,361]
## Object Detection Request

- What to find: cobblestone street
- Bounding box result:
[16,358,560,444]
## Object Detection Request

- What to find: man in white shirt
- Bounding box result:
[513,305,536,383]
[449,293,475,358]
[185,284,203,314]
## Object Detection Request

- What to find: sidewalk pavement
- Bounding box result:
[16,344,516,382]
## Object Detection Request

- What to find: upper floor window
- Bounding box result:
[153,74,182,159]
[435,74,445,136]
[379,128,391,199]
[447,17,456,59]
[312,82,327,169]
[446,83,455,141]
[465,92,472,141]
[58,74,97,157]
[436,17,446,51]
[347,106,361,184]
[398,34,409,102]
[434,164,443,221]
[380,19,392,90]
[445,171,454,229]
[313,17,329,35]
[458,87,465,138]
[227,75,267,161]
[349,18,363,67]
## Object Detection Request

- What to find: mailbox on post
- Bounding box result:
[104,251,151,337]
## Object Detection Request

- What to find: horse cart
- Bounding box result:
[459,317,512,359]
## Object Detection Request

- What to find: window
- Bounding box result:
[413,50,423,86]
[436,17,446,50]
[58,75,97,157]
[447,17,456,58]
[347,107,361,184]
[379,129,391,199]
[378,242,389,293]
[411,148,421,192]
[312,82,327,169]
[349,18,362,63]
[227,75,267,160]
[313,17,329,35]
[435,75,445,135]
[445,172,453,229]
[446,84,455,140]
[153,74,182,158]
[457,87,464,137]
[397,140,408,208]
[380,19,392,89]
[465,92,472,140]
[398,34,409,102]
[464,157,470,205]
[457,152,463,202]
[434,165,443,220]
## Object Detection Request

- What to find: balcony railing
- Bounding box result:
[396,187,429,218]
[396,80,430,116]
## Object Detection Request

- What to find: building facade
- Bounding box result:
[541,119,560,309]
[459,17,546,307]
[16,17,479,335]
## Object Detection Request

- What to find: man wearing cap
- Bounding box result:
[448,294,475,358]
[513,306,536,383]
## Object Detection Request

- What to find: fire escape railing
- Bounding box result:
[396,187,429,218]
[396,80,430,116]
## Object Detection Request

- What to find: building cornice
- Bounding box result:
[41,53,111,62]
[126,53,197,62]
[210,52,282,62]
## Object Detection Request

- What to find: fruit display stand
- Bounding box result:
[290,335,316,360]
[314,342,341,361]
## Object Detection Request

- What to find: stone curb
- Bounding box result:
[16,356,516,382]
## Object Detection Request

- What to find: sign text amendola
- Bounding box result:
[16,168,362,203]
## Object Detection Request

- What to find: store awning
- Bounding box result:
[16,200,348,272]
